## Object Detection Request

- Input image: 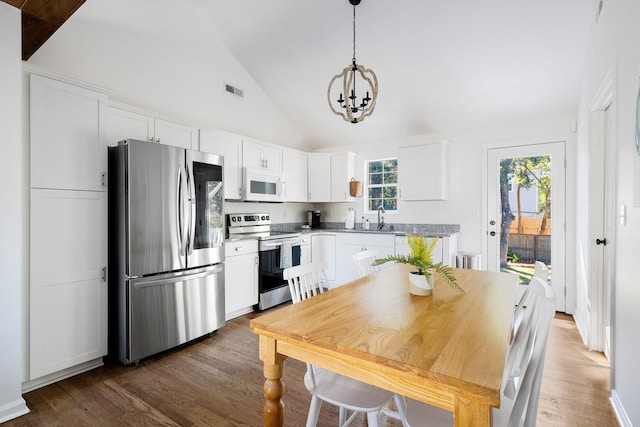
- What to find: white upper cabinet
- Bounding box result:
[30,74,108,192]
[154,118,198,150]
[108,106,198,150]
[243,139,282,172]
[330,152,357,202]
[282,148,308,202]
[107,107,154,146]
[200,129,243,200]
[307,153,331,202]
[398,141,449,201]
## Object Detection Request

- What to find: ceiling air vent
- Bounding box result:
[224,83,244,98]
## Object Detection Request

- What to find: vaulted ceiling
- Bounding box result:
[6,0,596,149]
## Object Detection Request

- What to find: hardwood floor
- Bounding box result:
[5,312,618,426]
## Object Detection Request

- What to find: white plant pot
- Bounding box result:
[408,271,434,296]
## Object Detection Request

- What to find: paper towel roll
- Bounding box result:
[345,209,355,229]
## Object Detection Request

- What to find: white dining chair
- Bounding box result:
[401,276,556,427]
[533,260,549,282]
[352,250,380,278]
[515,260,550,306]
[283,262,406,427]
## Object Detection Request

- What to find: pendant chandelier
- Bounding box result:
[327,0,378,124]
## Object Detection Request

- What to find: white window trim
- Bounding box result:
[364,157,398,214]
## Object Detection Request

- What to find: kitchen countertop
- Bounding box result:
[271,222,460,237]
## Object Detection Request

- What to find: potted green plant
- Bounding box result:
[374,234,464,296]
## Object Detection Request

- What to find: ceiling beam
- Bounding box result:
[1,0,86,60]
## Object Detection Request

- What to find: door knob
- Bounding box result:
[596,238,607,246]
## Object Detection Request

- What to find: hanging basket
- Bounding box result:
[349,178,363,197]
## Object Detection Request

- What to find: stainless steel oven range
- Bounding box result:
[227,214,301,310]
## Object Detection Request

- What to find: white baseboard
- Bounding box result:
[572,308,590,347]
[0,397,30,424]
[22,357,104,393]
[225,306,254,321]
[611,389,632,427]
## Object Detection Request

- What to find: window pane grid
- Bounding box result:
[366,158,398,213]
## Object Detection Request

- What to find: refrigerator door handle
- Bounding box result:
[132,265,224,289]
[177,162,188,256]
[186,162,196,256]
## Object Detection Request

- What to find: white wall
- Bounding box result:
[225,201,313,225]
[317,114,576,258]
[26,0,308,152]
[577,0,640,424]
[0,3,29,423]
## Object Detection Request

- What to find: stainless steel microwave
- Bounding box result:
[243,167,286,202]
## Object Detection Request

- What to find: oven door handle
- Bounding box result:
[261,239,301,249]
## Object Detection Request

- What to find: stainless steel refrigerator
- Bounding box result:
[108,139,225,365]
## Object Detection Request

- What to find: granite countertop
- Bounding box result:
[272,222,460,237]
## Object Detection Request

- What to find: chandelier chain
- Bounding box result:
[352,5,356,62]
[327,0,378,124]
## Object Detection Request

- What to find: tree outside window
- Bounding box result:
[366,158,397,212]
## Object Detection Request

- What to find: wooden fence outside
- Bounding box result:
[508,217,551,235]
[508,233,551,263]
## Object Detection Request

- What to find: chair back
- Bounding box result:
[533,261,549,282]
[352,250,380,278]
[283,262,330,303]
[495,276,556,427]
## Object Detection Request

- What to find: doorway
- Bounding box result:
[486,142,566,312]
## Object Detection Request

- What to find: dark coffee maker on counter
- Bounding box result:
[311,210,321,228]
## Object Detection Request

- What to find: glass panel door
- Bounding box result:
[192,161,223,250]
[186,150,224,268]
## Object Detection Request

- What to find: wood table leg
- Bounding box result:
[453,395,490,427]
[259,336,288,427]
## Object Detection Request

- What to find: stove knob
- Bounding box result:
[266,215,270,220]
[231,217,236,222]
[261,215,266,220]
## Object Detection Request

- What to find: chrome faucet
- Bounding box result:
[377,206,385,230]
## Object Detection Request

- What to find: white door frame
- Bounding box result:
[483,140,567,312]
[587,67,616,353]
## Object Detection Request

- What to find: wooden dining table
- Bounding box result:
[250,263,518,427]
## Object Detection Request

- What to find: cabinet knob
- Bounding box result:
[235,247,243,251]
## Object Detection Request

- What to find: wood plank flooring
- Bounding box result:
[5,312,618,426]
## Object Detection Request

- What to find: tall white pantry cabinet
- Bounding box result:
[28,73,109,381]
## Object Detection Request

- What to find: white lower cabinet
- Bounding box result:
[335,233,395,285]
[224,240,258,320]
[311,234,336,287]
[394,234,458,267]
[300,236,311,265]
[29,189,107,379]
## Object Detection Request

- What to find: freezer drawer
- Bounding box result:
[117,265,225,364]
